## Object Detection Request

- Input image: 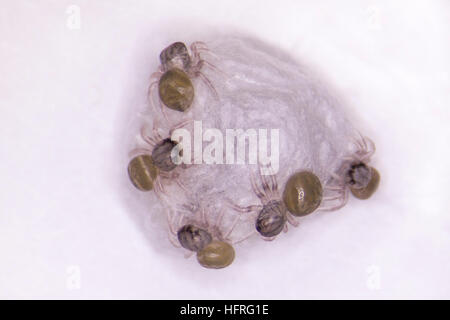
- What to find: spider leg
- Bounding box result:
[201,59,227,77]
[168,233,181,248]
[167,212,182,248]
[342,156,357,162]
[169,118,194,135]
[190,41,208,51]
[140,125,158,147]
[250,170,266,201]
[147,80,159,111]
[232,230,257,244]
[330,171,344,183]
[175,177,189,193]
[286,213,300,227]
[226,198,262,215]
[258,166,273,199]
[363,136,376,160]
[177,209,186,228]
[151,119,164,142]
[128,147,153,158]
[167,210,179,236]
[318,188,349,212]
[197,71,219,100]
[323,194,345,201]
[147,69,162,103]
[223,214,240,240]
[260,164,278,198]
[190,42,226,76]
[325,185,344,191]
[158,96,171,124]
[215,208,226,229]
[358,131,368,152]
[191,41,221,61]
[201,207,209,227]
[156,177,166,195]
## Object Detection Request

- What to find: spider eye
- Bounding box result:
[196,241,235,269]
[177,224,212,252]
[282,171,323,216]
[158,68,194,112]
[127,154,158,191]
[350,167,380,199]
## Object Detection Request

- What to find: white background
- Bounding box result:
[1,0,449,299]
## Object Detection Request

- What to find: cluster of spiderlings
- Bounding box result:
[232,148,380,242]
[127,40,380,269]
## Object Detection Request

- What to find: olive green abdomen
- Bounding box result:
[127,154,159,191]
[351,167,380,200]
[196,241,235,269]
[158,68,194,112]
[282,171,323,216]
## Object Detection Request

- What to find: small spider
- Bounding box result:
[147,41,218,121]
[228,166,298,240]
[167,202,254,269]
[127,119,192,198]
[230,166,341,240]
[324,133,380,207]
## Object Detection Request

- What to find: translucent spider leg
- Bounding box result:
[140,124,162,148]
[169,118,194,135]
[318,188,349,212]
[147,70,170,124]
[226,198,262,215]
[201,206,210,228]
[259,164,279,198]
[223,213,240,240]
[167,210,182,248]
[128,147,153,159]
[153,177,170,202]
[249,170,267,201]
[147,70,169,121]
[159,170,188,194]
[190,42,223,72]
[190,41,209,52]
[197,70,219,100]
[353,131,376,161]
[232,230,257,244]
[286,212,300,227]
[258,167,273,200]
[188,49,220,100]
[184,251,195,259]
[215,208,226,229]
[318,179,349,212]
